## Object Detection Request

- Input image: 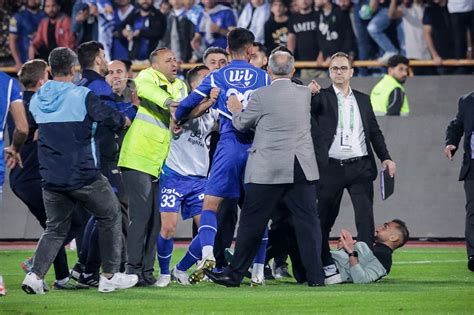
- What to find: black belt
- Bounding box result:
[329,156,367,166]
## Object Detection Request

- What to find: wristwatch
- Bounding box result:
[348,251,358,258]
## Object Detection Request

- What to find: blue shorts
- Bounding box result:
[157,166,206,220]
[205,133,250,199]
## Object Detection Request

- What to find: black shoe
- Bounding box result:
[264,264,275,280]
[308,282,325,287]
[78,273,100,287]
[468,256,474,272]
[70,262,85,281]
[203,269,240,287]
[142,273,157,285]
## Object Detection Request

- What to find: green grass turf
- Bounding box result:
[0,247,473,314]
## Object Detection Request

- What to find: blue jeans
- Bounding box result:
[353,1,374,76]
[367,7,398,55]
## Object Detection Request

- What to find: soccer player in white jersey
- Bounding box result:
[155,65,220,287]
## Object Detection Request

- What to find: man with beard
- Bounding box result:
[9,0,45,72]
[28,0,75,61]
[370,55,410,116]
[69,42,134,288]
[327,219,409,283]
[119,0,167,61]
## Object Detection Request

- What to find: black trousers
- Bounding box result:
[463,180,474,257]
[227,165,324,285]
[265,203,290,267]
[450,11,474,60]
[11,179,81,280]
[214,198,240,268]
[318,157,374,267]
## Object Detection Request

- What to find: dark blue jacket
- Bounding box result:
[29,80,125,191]
[78,69,136,162]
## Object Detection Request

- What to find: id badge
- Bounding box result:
[341,132,352,151]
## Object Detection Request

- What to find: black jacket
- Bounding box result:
[159,12,194,62]
[445,92,474,181]
[119,8,167,60]
[311,86,391,180]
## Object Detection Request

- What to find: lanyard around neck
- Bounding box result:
[337,93,354,132]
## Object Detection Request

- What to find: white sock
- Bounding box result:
[202,246,214,259]
[56,277,69,285]
[252,263,264,279]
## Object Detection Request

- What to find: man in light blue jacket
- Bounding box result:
[328,219,409,284]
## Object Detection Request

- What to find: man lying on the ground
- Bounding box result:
[328,219,409,284]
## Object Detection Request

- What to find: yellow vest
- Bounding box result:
[370,75,409,116]
[118,67,188,177]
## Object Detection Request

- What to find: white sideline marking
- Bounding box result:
[394,259,465,265]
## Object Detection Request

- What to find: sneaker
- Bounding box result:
[52,279,89,290]
[324,272,343,285]
[22,272,45,294]
[98,273,139,293]
[171,268,190,285]
[70,262,85,281]
[274,265,291,279]
[154,274,171,287]
[468,256,474,272]
[78,273,100,287]
[0,275,6,296]
[20,257,33,274]
[264,264,275,280]
[189,256,216,284]
[250,275,265,286]
[377,52,397,64]
[142,273,157,285]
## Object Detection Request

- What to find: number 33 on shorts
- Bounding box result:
[161,194,176,208]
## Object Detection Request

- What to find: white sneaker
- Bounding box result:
[250,275,265,286]
[154,274,171,288]
[22,272,45,294]
[324,272,343,285]
[98,273,138,293]
[171,268,189,285]
[377,51,397,64]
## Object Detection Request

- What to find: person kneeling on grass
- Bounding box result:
[326,219,409,284]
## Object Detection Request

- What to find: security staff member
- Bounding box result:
[119,47,187,286]
[370,54,410,116]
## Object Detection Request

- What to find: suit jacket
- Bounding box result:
[311,86,391,181]
[445,92,474,181]
[232,79,319,184]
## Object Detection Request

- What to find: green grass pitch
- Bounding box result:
[0,247,473,314]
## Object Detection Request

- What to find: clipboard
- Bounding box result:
[380,168,394,200]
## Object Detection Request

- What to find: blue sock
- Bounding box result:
[253,227,269,265]
[157,234,173,275]
[176,235,202,272]
[198,210,217,249]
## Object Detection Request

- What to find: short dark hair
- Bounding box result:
[271,45,293,57]
[387,54,409,68]
[187,65,209,87]
[392,219,409,248]
[203,47,228,61]
[48,47,77,77]
[227,28,255,54]
[252,42,268,56]
[18,59,48,88]
[77,41,104,69]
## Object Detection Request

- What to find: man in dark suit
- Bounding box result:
[444,91,474,272]
[311,52,396,284]
[204,51,325,287]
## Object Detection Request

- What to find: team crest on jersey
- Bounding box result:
[223,68,258,88]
